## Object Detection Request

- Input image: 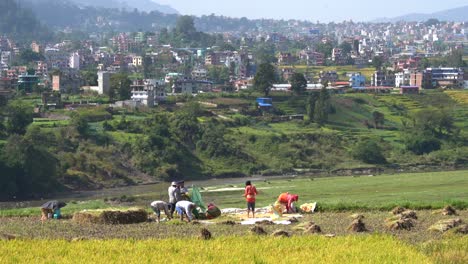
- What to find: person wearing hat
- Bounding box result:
[168,181,180,218]
[177,180,189,200]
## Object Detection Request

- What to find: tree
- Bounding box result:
[290,72,307,95]
[372,56,384,70]
[405,134,441,155]
[5,101,33,135]
[352,139,387,164]
[412,109,455,139]
[110,73,132,101]
[306,93,319,121]
[339,42,352,55]
[313,87,331,125]
[254,63,277,96]
[70,112,89,137]
[372,111,385,129]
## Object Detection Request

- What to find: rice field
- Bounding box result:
[0,236,436,264]
[445,90,468,105]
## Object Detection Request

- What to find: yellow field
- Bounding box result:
[0,235,435,264]
[445,90,468,104]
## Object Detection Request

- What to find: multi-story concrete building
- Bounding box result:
[395,70,411,88]
[69,52,80,70]
[371,70,395,87]
[132,56,143,67]
[423,68,464,88]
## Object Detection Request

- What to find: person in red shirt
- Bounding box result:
[277,192,299,213]
[243,181,258,218]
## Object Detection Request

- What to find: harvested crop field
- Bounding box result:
[1,210,466,244]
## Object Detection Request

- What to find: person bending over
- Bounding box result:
[175,200,196,222]
[150,200,172,223]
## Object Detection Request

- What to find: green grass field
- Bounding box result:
[202,170,468,210]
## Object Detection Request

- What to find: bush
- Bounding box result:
[352,139,387,164]
[405,135,441,155]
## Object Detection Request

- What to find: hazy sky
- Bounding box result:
[155,0,468,22]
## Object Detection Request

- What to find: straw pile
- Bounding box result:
[391,207,406,215]
[428,218,463,232]
[441,205,457,216]
[73,208,148,225]
[454,224,468,234]
[385,210,417,231]
[272,230,290,237]
[199,228,212,240]
[251,226,267,235]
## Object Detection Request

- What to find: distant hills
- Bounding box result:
[21,0,179,14]
[69,0,179,14]
[373,5,468,22]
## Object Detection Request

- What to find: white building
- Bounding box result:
[132,56,143,67]
[395,70,411,88]
[87,71,110,95]
[131,79,166,107]
[69,52,80,70]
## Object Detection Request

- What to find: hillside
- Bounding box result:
[373,5,468,22]
[0,0,51,40]
[69,0,179,14]
[2,89,467,200]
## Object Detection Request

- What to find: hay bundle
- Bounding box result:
[428,218,463,232]
[251,226,267,235]
[386,218,414,231]
[442,206,457,216]
[288,217,299,223]
[199,228,212,240]
[70,237,89,242]
[1,233,17,240]
[400,210,417,220]
[72,212,100,224]
[256,220,275,225]
[73,209,148,225]
[391,207,407,215]
[454,224,468,235]
[219,220,237,225]
[347,219,367,232]
[350,214,365,220]
[100,209,148,224]
[304,224,322,234]
[272,230,290,237]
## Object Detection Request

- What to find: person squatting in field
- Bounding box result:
[40,200,66,222]
[243,181,258,218]
[150,200,172,223]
